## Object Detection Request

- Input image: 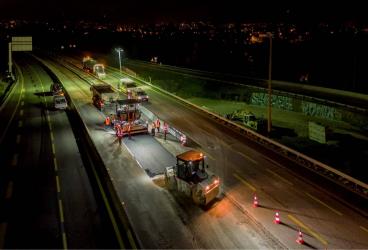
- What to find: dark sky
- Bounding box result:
[0,0,367,24]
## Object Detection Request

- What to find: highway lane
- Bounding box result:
[100,64,368,248]
[40,56,286,248]
[0,56,115,248]
[123,134,176,176]
[0,58,60,248]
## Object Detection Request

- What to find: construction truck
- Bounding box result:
[119,77,137,95]
[90,84,118,111]
[82,57,106,78]
[115,99,148,135]
[226,110,267,133]
[164,150,220,206]
[131,88,149,102]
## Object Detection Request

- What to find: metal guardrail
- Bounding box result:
[118,69,368,200]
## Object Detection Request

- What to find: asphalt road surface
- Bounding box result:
[0,56,117,248]
[31,54,368,249]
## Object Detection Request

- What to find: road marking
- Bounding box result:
[56,176,61,193]
[266,168,294,185]
[54,158,58,171]
[360,226,368,234]
[0,223,8,249]
[5,181,13,199]
[50,132,54,142]
[237,151,258,165]
[265,156,285,169]
[233,173,257,192]
[204,151,215,160]
[21,101,24,107]
[88,154,127,249]
[19,109,24,116]
[305,192,343,216]
[0,63,24,145]
[16,134,21,144]
[58,200,65,223]
[52,143,56,155]
[11,154,18,166]
[18,120,23,128]
[62,232,68,250]
[288,214,328,246]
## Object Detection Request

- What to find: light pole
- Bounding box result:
[259,32,273,134]
[115,48,124,73]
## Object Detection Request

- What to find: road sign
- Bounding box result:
[12,36,32,51]
[308,121,326,144]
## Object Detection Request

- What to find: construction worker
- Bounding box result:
[156,119,161,133]
[127,122,132,139]
[116,126,123,145]
[151,121,156,136]
[105,116,111,128]
[180,134,186,146]
[163,122,168,140]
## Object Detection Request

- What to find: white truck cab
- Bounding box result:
[54,95,67,110]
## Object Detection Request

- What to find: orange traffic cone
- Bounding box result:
[253,194,259,207]
[274,211,281,224]
[296,229,304,244]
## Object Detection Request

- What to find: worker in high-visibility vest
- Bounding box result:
[105,116,111,128]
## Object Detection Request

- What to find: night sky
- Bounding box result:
[1,0,367,24]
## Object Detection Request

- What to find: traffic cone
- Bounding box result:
[253,194,259,207]
[274,211,281,224]
[296,229,304,244]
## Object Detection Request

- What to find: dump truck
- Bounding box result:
[90,84,119,111]
[131,88,149,102]
[226,110,266,133]
[82,57,106,78]
[115,99,148,135]
[165,150,220,206]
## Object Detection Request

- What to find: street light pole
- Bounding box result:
[267,33,272,134]
[260,32,272,134]
[115,48,123,73]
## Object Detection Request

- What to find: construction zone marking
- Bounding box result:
[233,173,256,192]
[288,214,328,246]
[360,226,368,234]
[305,192,342,216]
[266,168,293,186]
